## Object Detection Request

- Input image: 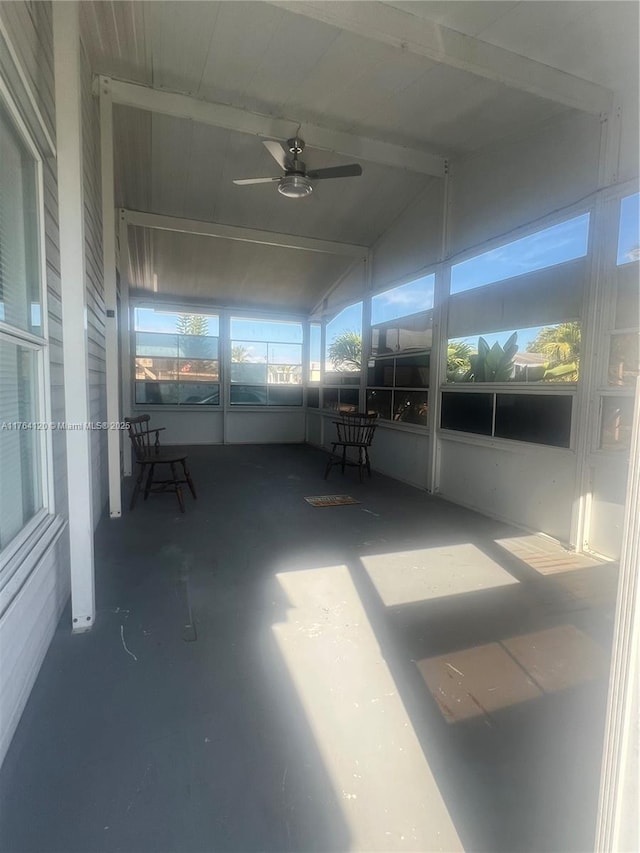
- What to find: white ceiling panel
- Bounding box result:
[80,1,152,84]
[145,1,220,94]
[474,1,639,90]
[128,225,354,312]
[197,3,286,106]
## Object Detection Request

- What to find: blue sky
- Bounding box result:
[451,213,590,294]
[618,192,640,264]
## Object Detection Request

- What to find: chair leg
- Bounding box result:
[324,444,337,479]
[341,444,347,474]
[130,463,145,510]
[144,463,155,500]
[358,447,364,482]
[182,460,197,499]
[365,448,372,477]
[171,462,185,513]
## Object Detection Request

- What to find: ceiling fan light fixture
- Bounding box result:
[278,174,313,198]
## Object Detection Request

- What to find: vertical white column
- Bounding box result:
[360,255,372,414]
[118,210,132,476]
[427,167,451,494]
[98,77,121,517]
[52,1,95,632]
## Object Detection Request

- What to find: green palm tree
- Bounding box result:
[527,322,580,381]
[328,330,362,371]
[447,341,473,381]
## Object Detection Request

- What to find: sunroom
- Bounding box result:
[0,2,638,851]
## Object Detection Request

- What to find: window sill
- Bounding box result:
[0,514,67,619]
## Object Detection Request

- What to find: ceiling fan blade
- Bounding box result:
[233,177,281,185]
[262,139,289,169]
[307,164,363,180]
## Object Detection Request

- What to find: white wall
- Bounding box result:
[147,410,224,445]
[439,437,577,544]
[226,410,306,444]
[587,458,629,559]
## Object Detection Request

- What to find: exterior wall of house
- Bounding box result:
[0,1,108,768]
[0,0,70,769]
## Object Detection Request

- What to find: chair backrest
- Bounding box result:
[125,414,153,461]
[335,412,378,446]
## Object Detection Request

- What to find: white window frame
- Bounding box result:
[0,75,56,584]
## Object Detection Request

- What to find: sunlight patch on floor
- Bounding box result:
[360,543,519,607]
[417,625,609,724]
[272,565,462,852]
[494,534,601,575]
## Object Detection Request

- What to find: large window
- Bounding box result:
[134,307,220,405]
[366,276,434,426]
[599,192,640,453]
[323,302,362,412]
[230,317,303,406]
[0,98,46,553]
[447,324,581,384]
[450,213,590,294]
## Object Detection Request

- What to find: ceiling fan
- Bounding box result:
[233,136,363,199]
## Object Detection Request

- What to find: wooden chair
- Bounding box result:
[125,415,197,513]
[324,412,378,481]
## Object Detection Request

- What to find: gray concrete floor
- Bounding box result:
[0,444,618,853]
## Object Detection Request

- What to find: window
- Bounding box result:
[597,193,640,453]
[371,275,434,325]
[325,302,362,387]
[366,276,434,426]
[0,98,46,553]
[367,354,429,425]
[309,323,321,383]
[441,391,573,448]
[230,317,303,406]
[451,213,589,294]
[617,192,640,266]
[600,397,634,452]
[134,308,220,405]
[447,324,581,384]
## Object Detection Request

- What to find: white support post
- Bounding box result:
[52,1,95,632]
[118,210,133,476]
[98,77,122,517]
[427,168,451,494]
[360,256,373,415]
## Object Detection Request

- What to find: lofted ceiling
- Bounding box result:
[80,1,638,312]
